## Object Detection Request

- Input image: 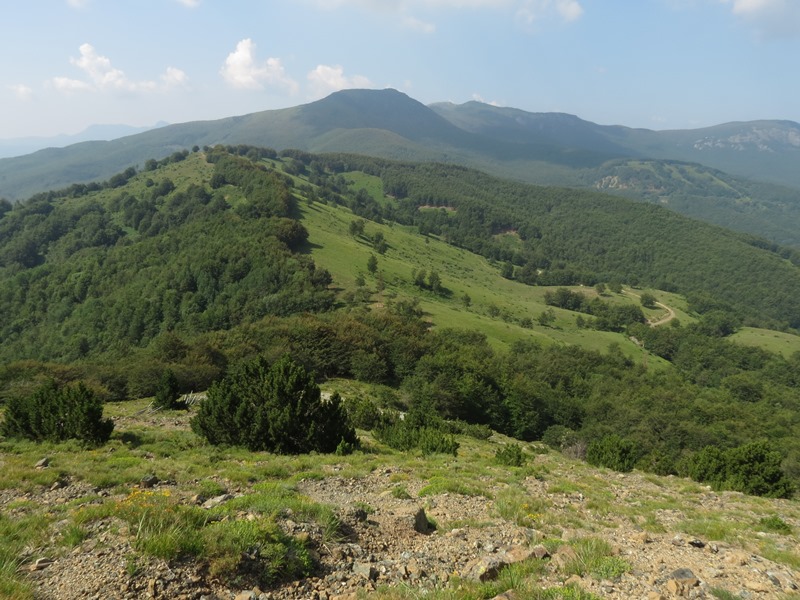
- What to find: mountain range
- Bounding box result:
[2,88,799,245]
[0,122,167,160]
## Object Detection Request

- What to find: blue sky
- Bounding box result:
[3,0,799,138]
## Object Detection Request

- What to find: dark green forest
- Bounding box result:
[2,146,800,497]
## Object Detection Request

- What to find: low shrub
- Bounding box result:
[191,355,357,454]
[1,380,114,445]
[586,435,638,473]
[495,443,526,467]
[688,441,794,498]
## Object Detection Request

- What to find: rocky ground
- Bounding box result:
[8,452,798,600]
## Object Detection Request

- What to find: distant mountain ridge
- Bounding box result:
[0,122,168,160]
[2,88,799,245]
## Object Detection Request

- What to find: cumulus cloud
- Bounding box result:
[9,84,34,101]
[721,0,800,37]
[516,0,584,26]
[175,0,200,6]
[51,44,188,94]
[161,67,189,87]
[220,39,299,93]
[307,65,373,97]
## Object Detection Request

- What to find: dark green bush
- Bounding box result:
[375,420,459,456]
[418,428,459,456]
[541,425,580,450]
[758,515,792,534]
[153,369,180,410]
[495,443,526,467]
[342,395,382,430]
[586,434,638,473]
[444,419,493,440]
[1,380,114,445]
[191,355,357,454]
[689,441,794,498]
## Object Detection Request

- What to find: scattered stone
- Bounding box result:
[463,554,510,582]
[724,551,750,566]
[202,493,233,509]
[390,506,434,534]
[29,557,54,571]
[636,531,653,544]
[490,591,518,600]
[530,544,550,559]
[140,474,159,488]
[352,563,377,581]
[551,545,578,571]
[665,568,700,597]
[688,539,705,548]
[744,579,773,593]
[34,457,49,469]
[234,591,257,600]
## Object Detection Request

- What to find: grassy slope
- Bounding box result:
[298,189,674,366]
[1,398,799,599]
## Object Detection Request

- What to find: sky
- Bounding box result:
[2,0,800,139]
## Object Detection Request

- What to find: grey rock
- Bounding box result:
[202,493,233,509]
[140,474,159,488]
[352,562,377,581]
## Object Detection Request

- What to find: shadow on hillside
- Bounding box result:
[118,431,144,448]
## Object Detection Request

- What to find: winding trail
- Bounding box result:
[622,290,676,327]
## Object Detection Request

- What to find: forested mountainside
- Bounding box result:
[2,146,800,494]
[2,89,800,250]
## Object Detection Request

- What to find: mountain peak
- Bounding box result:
[298,87,468,143]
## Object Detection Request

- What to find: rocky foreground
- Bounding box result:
[8,450,798,600]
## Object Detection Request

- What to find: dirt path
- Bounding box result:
[622,290,676,327]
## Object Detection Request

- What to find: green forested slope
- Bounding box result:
[313,156,800,329]
[2,147,800,494]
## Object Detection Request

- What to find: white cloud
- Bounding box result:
[307,65,373,97]
[309,0,582,32]
[516,0,584,26]
[220,39,299,93]
[402,15,437,33]
[52,77,93,93]
[313,0,511,8]
[471,93,502,106]
[9,84,33,101]
[52,44,188,94]
[66,0,90,8]
[721,0,800,37]
[161,67,189,87]
[175,0,200,6]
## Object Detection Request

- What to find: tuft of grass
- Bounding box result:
[418,476,491,498]
[202,519,312,583]
[758,515,792,535]
[559,538,631,580]
[60,523,88,548]
[0,512,51,600]
[680,516,744,544]
[391,485,412,499]
[710,588,740,600]
[495,487,549,528]
[195,479,227,499]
